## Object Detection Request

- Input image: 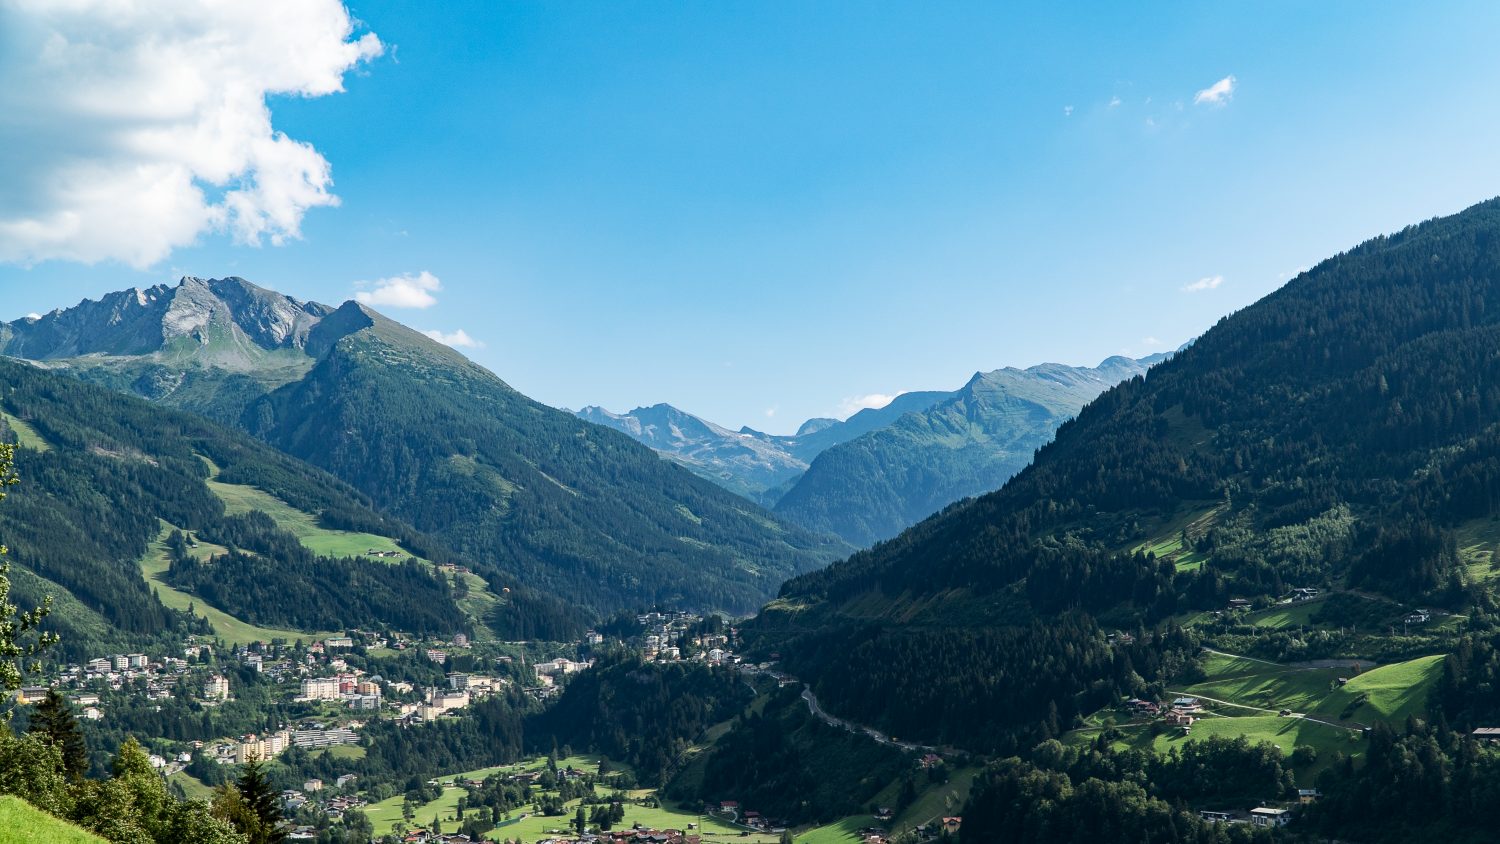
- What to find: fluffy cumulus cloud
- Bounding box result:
[421,328,483,349]
[1181,275,1224,293]
[354,271,442,309]
[839,393,900,417]
[0,0,382,268]
[1193,75,1237,106]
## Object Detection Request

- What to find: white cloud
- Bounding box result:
[1109,96,1122,108]
[839,393,901,417]
[354,271,442,309]
[421,328,483,349]
[1193,75,1237,106]
[763,406,778,418]
[0,1,381,268]
[1063,105,1074,117]
[1181,275,1224,293]
[25,313,41,321]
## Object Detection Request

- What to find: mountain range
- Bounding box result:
[574,390,949,505]
[0,278,845,630]
[581,355,1163,545]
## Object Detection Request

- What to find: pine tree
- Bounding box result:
[29,688,88,780]
[231,756,284,844]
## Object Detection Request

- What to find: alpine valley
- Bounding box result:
[11,203,1500,844]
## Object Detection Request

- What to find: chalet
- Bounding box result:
[1227,598,1252,611]
[1125,698,1160,716]
[1298,789,1321,804]
[1404,609,1431,625]
[1291,587,1320,601]
[1199,810,1234,823]
[873,807,895,821]
[1171,696,1203,713]
[1471,727,1500,743]
[941,817,962,835]
[1250,807,1291,827]
[1164,711,1196,728]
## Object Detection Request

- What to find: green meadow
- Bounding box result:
[0,796,103,844]
[1,411,50,452]
[1182,652,1444,724]
[361,755,778,842]
[205,467,421,562]
[138,521,337,645]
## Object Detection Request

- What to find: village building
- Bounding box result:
[1250,807,1291,827]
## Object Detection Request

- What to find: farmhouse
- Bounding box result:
[1164,711,1195,727]
[1249,807,1291,827]
[1199,810,1234,823]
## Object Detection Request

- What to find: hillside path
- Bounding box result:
[1167,688,1363,733]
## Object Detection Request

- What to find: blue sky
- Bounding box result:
[4,2,1500,433]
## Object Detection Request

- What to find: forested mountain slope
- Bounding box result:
[0,356,479,660]
[4,280,845,618]
[752,197,1500,754]
[240,303,845,614]
[774,355,1162,546]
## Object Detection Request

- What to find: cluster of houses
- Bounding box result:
[631,611,736,665]
[535,830,705,844]
[420,632,473,665]
[1197,790,1320,828]
[1199,803,1306,827]
[390,672,508,723]
[1125,695,1205,731]
[705,801,786,834]
[203,725,361,765]
[298,673,384,710]
[20,650,204,720]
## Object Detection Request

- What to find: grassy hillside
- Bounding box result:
[138,522,336,645]
[0,356,471,656]
[0,797,104,844]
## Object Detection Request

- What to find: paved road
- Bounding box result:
[799,686,950,756]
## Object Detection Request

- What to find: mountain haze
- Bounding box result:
[581,357,1161,545]
[574,390,952,504]
[774,355,1164,545]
